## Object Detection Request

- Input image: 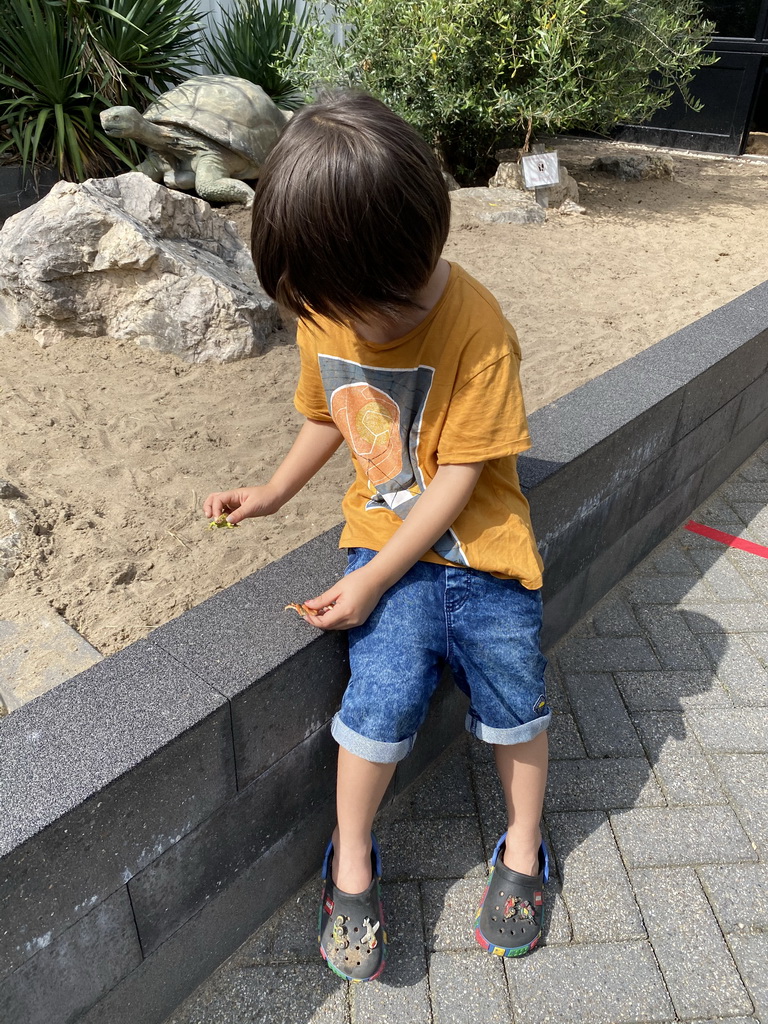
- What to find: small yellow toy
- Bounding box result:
[207,513,239,531]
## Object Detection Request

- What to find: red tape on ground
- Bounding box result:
[684,520,768,559]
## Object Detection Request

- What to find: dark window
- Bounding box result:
[702,0,761,38]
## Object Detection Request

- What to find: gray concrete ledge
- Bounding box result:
[1,282,766,1024]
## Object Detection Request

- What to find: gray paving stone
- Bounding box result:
[421,878,479,952]
[682,604,768,633]
[634,606,711,670]
[591,598,643,636]
[375,817,486,881]
[548,713,586,760]
[722,478,768,501]
[632,867,752,1020]
[716,754,768,856]
[548,811,645,942]
[546,757,663,812]
[691,495,747,527]
[698,864,768,934]
[611,807,756,867]
[616,670,731,711]
[632,712,725,805]
[728,934,768,1023]
[687,709,768,752]
[725,547,768,598]
[268,877,320,962]
[563,673,644,758]
[745,630,768,668]
[398,746,476,822]
[556,636,660,673]
[685,546,762,601]
[700,634,768,706]
[739,458,768,482]
[429,950,512,1024]
[649,538,703,576]
[505,941,674,1024]
[163,963,346,1024]
[733,502,768,543]
[351,882,430,1024]
[623,575,715,606]
[471,761,508,847]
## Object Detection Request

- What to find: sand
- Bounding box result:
[1,143,767,656]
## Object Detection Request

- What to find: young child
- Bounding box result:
[204,91,550,982]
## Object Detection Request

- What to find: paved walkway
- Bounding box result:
[165,443,768,1024]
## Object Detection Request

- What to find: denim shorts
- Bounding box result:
[331,548,551,763]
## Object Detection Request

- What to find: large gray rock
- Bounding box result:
[590,153,675,180]
[0,173,280,362]
[450,186,546,225]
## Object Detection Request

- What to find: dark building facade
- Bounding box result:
[617,1,768,154]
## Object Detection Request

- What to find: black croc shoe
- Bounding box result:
[475,833,549,957]
[318,834,387,982]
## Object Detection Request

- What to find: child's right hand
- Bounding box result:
[203,485,282,525]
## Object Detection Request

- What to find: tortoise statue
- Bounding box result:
[100,75,290,206]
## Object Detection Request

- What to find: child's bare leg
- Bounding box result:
[493,731,548,875]
[332,746,397,893]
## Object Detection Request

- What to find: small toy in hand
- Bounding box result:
[284,602,311,617]
[207,512,239,530]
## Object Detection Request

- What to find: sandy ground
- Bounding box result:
[1,143,767,656]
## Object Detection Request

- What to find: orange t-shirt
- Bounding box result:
[293,262,544,588]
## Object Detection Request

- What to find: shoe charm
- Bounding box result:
[362,917,380,949]
[503,895,535,923]
[332,915,349,949]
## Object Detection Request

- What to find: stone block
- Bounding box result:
[393,670,468,798]
[351,882,430,1024]
[506,941,674,1024]
[631,712,726,805]
[631,866,751,1020]
[164,963,346,1024]
[429,950,513,1024]
[633,606,711,670]
[546,758,663,812]
[715,754,768,856]
[548,811,645,942]
[548,713,586,760]
[698,863,768,933]
[687,709,768,752]
[450,186,546,225]
[231,630,348,787]
[0,643,234,976]
[615,670,731,712]
[673,334,768,442]
[734,368,768,435]
[0,888,142,1024]
[150,525,346,701]
[701,634,768,706]
[556,637,660,673]
[375,817,486,882]
[563,673,644,757]
[611,807,756,867]
[128,723,337,955]
[591,597,643,636]
[80,800,335,1024]
[682,604,768,633]
[727,934,768,1023]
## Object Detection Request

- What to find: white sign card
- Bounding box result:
[521,152,560,189]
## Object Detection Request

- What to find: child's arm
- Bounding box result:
[301,461,485,629]
[204,418,344,524]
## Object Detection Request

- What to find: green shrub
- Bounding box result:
[202,0,309,109]
[288,0,716,179]
[0,0,203,180]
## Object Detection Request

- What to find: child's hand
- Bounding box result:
[203,485,281,525]
[299,567,385,631]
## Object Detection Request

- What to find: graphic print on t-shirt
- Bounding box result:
[318,354,467,565]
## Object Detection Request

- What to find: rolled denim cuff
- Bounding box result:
[331,712,415,764]
[466,709,551,746]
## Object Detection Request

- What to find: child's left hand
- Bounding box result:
[299,568,384,631]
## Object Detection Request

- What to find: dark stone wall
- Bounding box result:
[1,281,766,1024]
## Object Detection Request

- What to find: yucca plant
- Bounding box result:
[203,0,309,110]
[0,0,204,181]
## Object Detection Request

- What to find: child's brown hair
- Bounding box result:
[250,91,450,324]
